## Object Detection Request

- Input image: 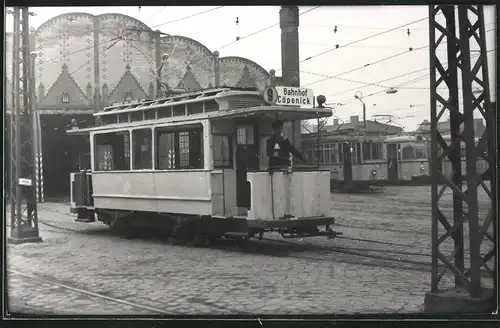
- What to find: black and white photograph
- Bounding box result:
[3,4,497,317]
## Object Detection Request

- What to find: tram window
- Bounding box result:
[101,115,118,125]
[144,110,155,120]
[156,126,204,170]
[179,132,190,167]
[351,143,360,163]
[130,111,142,122]
[188,102,204,115]
[236,126,254,145]
[132,129,152,170]
[362,142,383,160]
[416,147,427,159]
[118,113,129,123]
[94,131,131,171]
[329,144,338,163]
[173,105,185,116]
[205,100,219,112]
[402,145,416,160]
[312,145,318,163]
[156,132,176,169]
[158,107,172,118]
[318,145,324,163]
[213,135,233,168]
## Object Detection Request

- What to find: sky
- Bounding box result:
[4,5,497,131]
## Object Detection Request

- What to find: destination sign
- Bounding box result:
[274,86,314,108]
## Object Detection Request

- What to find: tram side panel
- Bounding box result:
[398,160,429,180]
[90,171,213,215]
[210,169,237,217]
[246,170,331,221]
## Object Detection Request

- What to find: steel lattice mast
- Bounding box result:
[425,5,495,311]
[8,7,42,244]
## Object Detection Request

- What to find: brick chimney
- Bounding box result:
[280,6,301,150]
[350,115,359,125]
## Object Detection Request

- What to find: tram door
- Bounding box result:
[235,124,258,208]
[342,142,353,183]
[387,143,399,181]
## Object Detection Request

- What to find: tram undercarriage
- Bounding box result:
[74,207,339,246]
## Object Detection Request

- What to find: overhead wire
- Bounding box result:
[177,6,321,73]
[302,21,495,31]
[275,14,441,73]
[36,39,116,65]
[146,6,167,22]
[70,38,121,76]
[322,43,494,101]
[303,45,428,87]
[150,6,225,29]
[122,6,321,96]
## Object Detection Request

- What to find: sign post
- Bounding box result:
[263,86,314,108]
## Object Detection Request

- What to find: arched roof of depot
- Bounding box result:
[35,12,271,79]
[35,12,151,35]
[218,56,270,77]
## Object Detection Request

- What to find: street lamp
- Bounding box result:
[386,87,398,95]
[354,91,366,135]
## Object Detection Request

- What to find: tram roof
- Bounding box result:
[384,135,428,143]
[67,105,331,134]
[97,87,247,116]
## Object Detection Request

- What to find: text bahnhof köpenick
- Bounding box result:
[276,87,312,106]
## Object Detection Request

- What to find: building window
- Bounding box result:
[94,131,131,171]
[213,135,233,168]
[61,92,70,104]
[156,125,204,170]
[132,129,152,170]
[125,92,133,103]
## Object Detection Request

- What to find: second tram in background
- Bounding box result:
[302,132,488,191]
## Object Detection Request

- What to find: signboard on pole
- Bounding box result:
[263,86,314,108]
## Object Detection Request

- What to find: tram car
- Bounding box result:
[384,134,488,182]
[68,87,339,246]
[304,133,488,189]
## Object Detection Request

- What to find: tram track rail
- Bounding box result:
[7,269,174,315]
[7,203,491,276]
[7,268,250,315]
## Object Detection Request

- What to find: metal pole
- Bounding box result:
[362,102,366,133]
[426,5,494,311]
[316,117,320,167]
[443,5,465,288]
[8,6,41,244]
[457,5,491,298]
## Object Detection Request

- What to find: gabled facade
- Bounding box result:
[38,63,89,109]
[107,64,148,105]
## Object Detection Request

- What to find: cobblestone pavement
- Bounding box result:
[6,185,492,315]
